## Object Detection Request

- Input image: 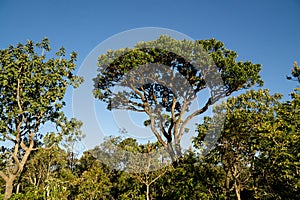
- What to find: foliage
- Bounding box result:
[93,35,263,159]
[194,89,299,199]
[0,38,83,199]
[1,38,299,200]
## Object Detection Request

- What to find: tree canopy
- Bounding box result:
[93,35,263,160]
[0,38,83,199]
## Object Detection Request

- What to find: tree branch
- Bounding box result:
[171,96,177,123]
[158,115,171,143]
[17,79,23,112]
[147,114,167,147]
[173,98,188,144]
[149,167,168,185]
[2,133,16,143]
[178,97,212,141]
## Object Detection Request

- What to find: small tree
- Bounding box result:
[93,35,263,160]
[0,38,83,199]
[92,136,170,200]
[125,141,170,200]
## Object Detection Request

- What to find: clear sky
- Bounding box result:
[1,0,299,151]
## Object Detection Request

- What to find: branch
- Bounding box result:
[128,100,145,112]
[178,97,212,141]
[167,121,174,137]
[12,142,21,174]
[158,115,171,143]
[17,79,23,112]
[128,106,146,112]
[149,166,169,186]
[127,77,168,147]
[110,100,141,111]
[2,133,16,143]
[173,97,188,143]
[18,133,36,175]
[129,79,146,102]
[146,114,167,147]
[20,140,28,151]
[171,96,177,123]
[152,89,158,105]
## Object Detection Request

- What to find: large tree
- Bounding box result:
[93,35,263,160]
[0,38,83,199]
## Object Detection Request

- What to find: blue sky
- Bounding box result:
[1,0,299,150]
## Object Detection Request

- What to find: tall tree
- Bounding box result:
[93,35,263,160]
[0,38,83,199]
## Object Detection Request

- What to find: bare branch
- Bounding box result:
[178,97,212,141]
[2,133,16,143]
[158,115,171,143]
[147,114,166,147]
[173,97,188,143]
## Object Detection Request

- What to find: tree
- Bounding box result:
[93,35,263,160]
[16,147,74,200]
[124,141,170,200]
[11,122,84,200]
[60,119,85,171]
[254,95,300,199]
[253,61,300,198]
[252,63,300,198]
[91,136,170,200]
[195,90,279,199]
[194,88,299,199]
[0,38,83,199]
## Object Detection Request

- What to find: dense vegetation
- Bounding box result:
[0,38,299,199]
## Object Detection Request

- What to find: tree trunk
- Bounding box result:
[174,142,182,158]
[2,145,33,199]
[146,184,150,200]
[4,175,16,200]
[167,142,176,161]
[234,181,241,200]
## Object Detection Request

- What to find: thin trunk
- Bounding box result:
[4,175,16,200]
[224,169,231,199]
[3,144,34,199]
[234,181,241,200]
[146,184,150,200]
[16,183,20,194]
[174,142,182,158]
